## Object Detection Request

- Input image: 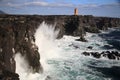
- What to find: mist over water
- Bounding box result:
[35,22,61,73]
[15,22,120,80]
[15,22,61,80]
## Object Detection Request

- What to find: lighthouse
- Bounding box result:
[74,8,78,16]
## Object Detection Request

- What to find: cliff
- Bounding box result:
[0,14,120,79]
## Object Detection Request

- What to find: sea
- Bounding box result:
[15,22,120,80]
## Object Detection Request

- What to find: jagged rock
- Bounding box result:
[101,51,107,57]
[82,52,90,56]
[107,53,116,60]
[64,16,79,35]
[0,64,19,80]
[0,16,43,78]
[0,69,19,80]
[84,26,100,33]
[0,15,120,38]
[82,51,120,60]
[87,46,93,49]
[0,14,120,78]
[0,26,16,72]
[76,36,87,42]
[91,52,101,58]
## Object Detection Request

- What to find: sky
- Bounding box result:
[0,0,120,17]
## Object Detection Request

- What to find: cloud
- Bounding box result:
[2,1,74,8]
[2,1,97,8]
[77,4,98,8]
[24,2,49,6]
[100,3,120,8]
[1,1,120,9]
[25,2,74,7]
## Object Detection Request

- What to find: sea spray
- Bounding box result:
[15,53,45,80]
[15,21,61,80]
[35,21,61,72]
[15,22,120,80]
[15,53,30,80]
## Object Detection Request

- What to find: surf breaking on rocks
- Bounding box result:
[15,22,120,80]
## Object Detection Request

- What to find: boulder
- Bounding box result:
[87,46,93,49]
[76,36,87,42]
[107,53,116,59]
[82,51,120,60]
[82,52,90,56]
[91,52,101,58]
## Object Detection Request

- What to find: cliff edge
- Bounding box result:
[0,15,120,79]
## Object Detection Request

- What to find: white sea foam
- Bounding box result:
[35,22,61,71]
[15,22,120,80]
[15,22,61,80]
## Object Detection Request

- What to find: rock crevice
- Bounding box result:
[0,15,120,79]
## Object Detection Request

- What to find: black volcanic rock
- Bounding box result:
[0,64,19,80]
[0,16,43,79]
[82,52,90,56]
[0,15,120,78]
[87,46,93,49]
[0,15,120,38]
[82,51,120,60]
[76,36,87,42]
[64,16,79,35]
[0,26,15,72]
[91,52,101,58]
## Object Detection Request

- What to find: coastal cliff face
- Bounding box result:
[0,15,120,79]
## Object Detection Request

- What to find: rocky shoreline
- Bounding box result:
[0,14,120,79]
[82,51,120,60]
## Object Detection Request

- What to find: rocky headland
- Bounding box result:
[0,14,120,79]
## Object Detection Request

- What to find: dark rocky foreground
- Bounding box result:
[0,14,120,79]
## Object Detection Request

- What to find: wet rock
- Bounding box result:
[101,52,107,57]
[107,53,116,60]
[112,51,120,57]
[106,51,111,54]
[0,15,43,78]
[82,51,120,60]
[82,52,90,56]
[84,26,100,33]
[0,64,19,80]
[87,46,93,49]
[76,36,87,42]
[0,14,120,79]
[91,52,101,58]
[0,69,19,80]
